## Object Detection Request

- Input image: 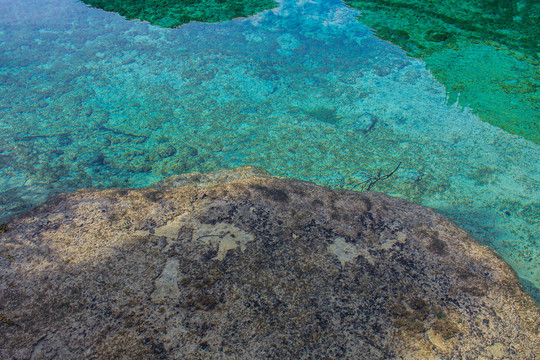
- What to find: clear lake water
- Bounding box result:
[0,0,538,302]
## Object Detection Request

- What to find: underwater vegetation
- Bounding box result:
[80,0,277,27]
[345,0,540,144]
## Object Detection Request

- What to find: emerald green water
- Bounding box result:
[81,0,277,28]
[345,0,540,143]
[0,0,538,302]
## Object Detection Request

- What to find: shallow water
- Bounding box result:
[0,0,538,302]
[344,0,540,144]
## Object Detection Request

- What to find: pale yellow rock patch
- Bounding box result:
[47,213,65,222]
[192,222,254,261]
[151,258,181,304]
[328,237,362,267]
[486,342,506,359]
[154,215,190,239]
[426,329,449,352]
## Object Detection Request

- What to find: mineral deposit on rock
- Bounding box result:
[0,167,538,359]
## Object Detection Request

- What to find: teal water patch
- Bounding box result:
[0,0,538,302]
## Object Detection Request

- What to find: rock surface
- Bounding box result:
[0,167,538,359]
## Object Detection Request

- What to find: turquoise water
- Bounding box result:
[0,0,538,302]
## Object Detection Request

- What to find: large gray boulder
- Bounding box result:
[1,167,538,359]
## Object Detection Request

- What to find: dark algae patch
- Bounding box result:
[80,0,277,28]
[345,0,540,143]
[305,107,342,125]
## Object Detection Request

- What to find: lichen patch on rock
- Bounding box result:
[192,222,255,261]
[152,258,181,303]
[328,237,363,267]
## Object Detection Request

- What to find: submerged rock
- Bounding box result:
[0,167,538,359]
[80,0,277,28]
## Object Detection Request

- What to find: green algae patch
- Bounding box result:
[345,0,540,144]
[80,0,277,28]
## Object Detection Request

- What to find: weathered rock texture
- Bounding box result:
[0,167,538,359]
